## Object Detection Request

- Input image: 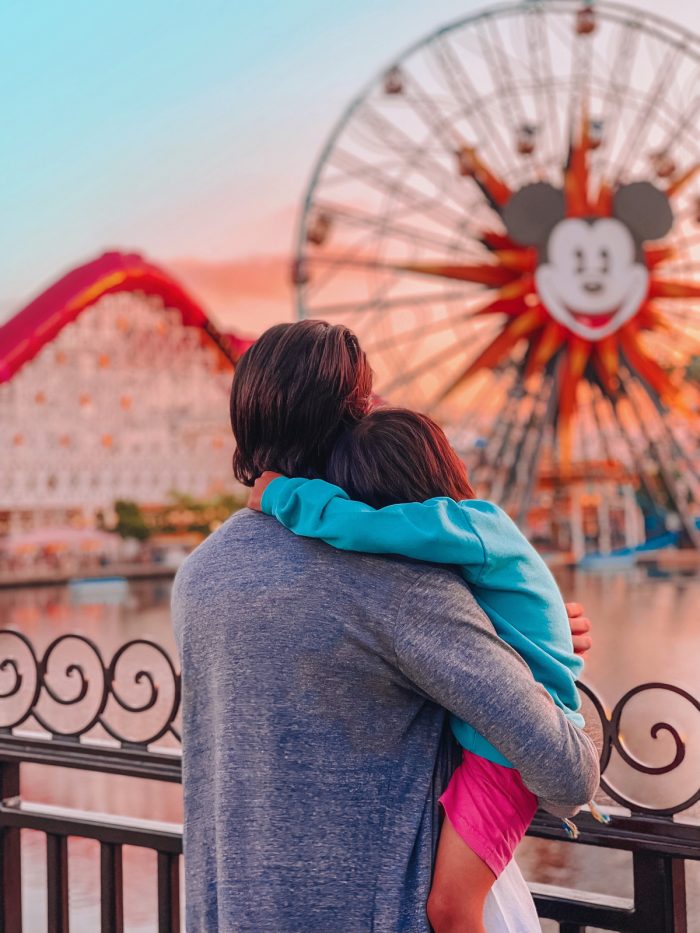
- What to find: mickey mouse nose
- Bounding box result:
[583,281,604,293]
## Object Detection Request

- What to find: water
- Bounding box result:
[1,564,698,931]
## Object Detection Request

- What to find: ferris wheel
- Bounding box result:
[295,0,700,541]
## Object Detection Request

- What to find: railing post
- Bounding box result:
[633,851,687,933]
[157,851,180,933]
[100,842,124,933]
[46,833,69,933]
[0,761,21,933]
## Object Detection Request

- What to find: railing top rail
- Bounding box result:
[1,628,699,819]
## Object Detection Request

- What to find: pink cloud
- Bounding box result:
[166,254,296,337]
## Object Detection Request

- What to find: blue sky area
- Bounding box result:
[3,0,699,321]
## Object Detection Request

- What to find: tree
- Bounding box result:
[114,500,151,541]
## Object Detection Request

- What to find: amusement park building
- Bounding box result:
[0,252,252,536]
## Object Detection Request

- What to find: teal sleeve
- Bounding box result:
[262,476,585,767]
[261,476,487,571]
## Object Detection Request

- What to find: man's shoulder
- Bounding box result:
[174,509,271,579]
[175,508,478,608]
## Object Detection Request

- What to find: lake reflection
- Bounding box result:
[1,565,698,931]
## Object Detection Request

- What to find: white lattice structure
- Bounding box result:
[0,292,236,533]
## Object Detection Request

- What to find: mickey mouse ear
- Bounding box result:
[502,182,566,247]
[613,182,673,241]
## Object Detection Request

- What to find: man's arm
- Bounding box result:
[393,569,599,807]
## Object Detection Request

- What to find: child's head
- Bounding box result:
[326,408,475,508]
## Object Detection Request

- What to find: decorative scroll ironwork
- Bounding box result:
[1,628,698,815]
[0,630,180,749]
[577,681,700,816]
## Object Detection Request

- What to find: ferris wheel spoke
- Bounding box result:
[475,18,524,127]
[380,321,500,398]
[362,301,502,356]
[398,86,462,156]
[309,288,470,320]
[664,226,700,252]
[476,13,551,181]
[476,372,530,494]
[511,374,560,522]
[450,363,516,434]
[655,90,700,158]
[596,21,642,169]
[524,5,561,173]
[596,391,637,474]
[589,387,619,465]
[358,96,464,209]
[621,367,700,487]
[644,330,700,369]
[657,308,700,337]
[356,103,474,215]
[429,35,513,178]
[646,316,700,349]
[499,374,557,523]
[459,382,517,480]
[311,200,468,254]
[328,148,468,231]
[614,41,687,181]
[302,233,396,300]
[399,80,518,210]
[619,373,700,524]
[654,297,700,327]
[305,254,478,279]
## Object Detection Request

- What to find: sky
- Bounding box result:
[4,0,700,335]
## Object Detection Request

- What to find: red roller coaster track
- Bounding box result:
[0,251,253,383]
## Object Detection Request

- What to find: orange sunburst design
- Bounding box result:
[393,109,700,463]
[618,327,678,404]
[435,307,546,404]
[526,320,567,380]
[563,109,594,218]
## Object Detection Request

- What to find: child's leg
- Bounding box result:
[427,751,539,932]
[427,816,495,933]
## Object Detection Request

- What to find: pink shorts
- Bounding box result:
[439,750,538,878]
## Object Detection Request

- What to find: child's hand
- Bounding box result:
[566,603,592,657]
[248,471,284,512]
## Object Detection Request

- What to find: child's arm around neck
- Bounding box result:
[261,474,487,571]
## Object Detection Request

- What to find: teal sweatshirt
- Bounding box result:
[261,477,584,769]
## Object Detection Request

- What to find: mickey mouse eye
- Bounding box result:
[599,247,610,274]
[574,247,585,274]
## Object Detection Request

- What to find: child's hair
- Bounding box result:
[326,407,475,508]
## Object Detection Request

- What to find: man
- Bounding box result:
[172,320,599,932]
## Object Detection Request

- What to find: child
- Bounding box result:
[250,408,591,932]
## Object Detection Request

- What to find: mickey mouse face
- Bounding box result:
[502,180,674,342]
[535,218,648,340]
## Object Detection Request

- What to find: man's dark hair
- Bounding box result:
[327,408,475,508]
[230,320,373,485]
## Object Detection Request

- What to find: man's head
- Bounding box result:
[230,320,373,485]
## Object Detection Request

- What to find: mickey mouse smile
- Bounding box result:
[566,306,618,330]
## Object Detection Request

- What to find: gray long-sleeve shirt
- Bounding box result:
[172,510,599,932]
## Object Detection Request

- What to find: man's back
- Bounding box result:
[173,509,599,932]
[173,509,460,932]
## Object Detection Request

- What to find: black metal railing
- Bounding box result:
[0,629,698,933]
[0,630,182,933]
